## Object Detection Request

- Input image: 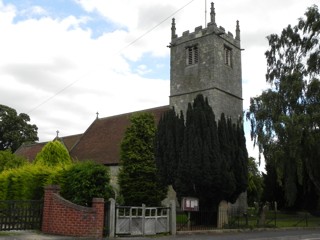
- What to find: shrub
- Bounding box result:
[34,140,72,167]
[0,150,28,173]
[0,164,60,200]
[58,161,114,206]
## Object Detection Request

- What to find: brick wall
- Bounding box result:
[42,185,104,239]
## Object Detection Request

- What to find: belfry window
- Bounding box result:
[186,45,199,65]
[224,45,232,67]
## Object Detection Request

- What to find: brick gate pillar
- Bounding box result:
[42,185,61,232]
[92,198,105,239]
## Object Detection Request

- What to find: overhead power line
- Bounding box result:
[27,0,197,114]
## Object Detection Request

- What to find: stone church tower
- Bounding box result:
[169,3,243,121]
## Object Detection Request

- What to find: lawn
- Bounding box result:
[177,209,320,230]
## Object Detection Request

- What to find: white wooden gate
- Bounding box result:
[115,205,170,236]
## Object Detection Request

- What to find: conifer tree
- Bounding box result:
[34,140,72,167]
[175,95,222,209]
[218,114,236,202]
[156,94,248,210]
[118,112,167,206]
[155,108,184,187]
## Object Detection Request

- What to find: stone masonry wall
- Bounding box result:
[170,16,243,122]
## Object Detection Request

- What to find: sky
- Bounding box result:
[0,0,317,170]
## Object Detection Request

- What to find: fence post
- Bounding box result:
[142,204,146,235]
[306,212,308,227]
[108,198,116,238]
[274,201,277,227]
[169,200,176,235]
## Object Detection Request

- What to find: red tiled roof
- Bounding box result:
[70,105,170,165]
[15,142,48,162]
[15,105,170,165]
[58,134,83,151]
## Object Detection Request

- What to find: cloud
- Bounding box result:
[0,0,316,165]
[19,5,47,18]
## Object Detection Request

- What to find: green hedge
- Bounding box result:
[0,164,61,200]
[0,143,114,204]
[57,161,115,207]
[0,161,115,204]
[0,150,28,173]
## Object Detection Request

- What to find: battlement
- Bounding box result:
[170,2,240,49]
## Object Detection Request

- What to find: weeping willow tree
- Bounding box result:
[246,5,320,208]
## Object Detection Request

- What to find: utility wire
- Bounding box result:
[118,0,196,53]
[27,0,196,114]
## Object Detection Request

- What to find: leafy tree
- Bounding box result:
[247,157,264,206]
[118,112,167,206]
[0,150,28,173]
[57,161,114,207]
[34,140,72,167]
[156,94,248,210]
[246,5,320,207]
[0,104,38,152]
[261,154,286,208]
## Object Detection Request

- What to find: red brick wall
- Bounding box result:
[42,185,104,238]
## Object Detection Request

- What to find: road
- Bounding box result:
[117,229,320,240]
[1,228,320,240]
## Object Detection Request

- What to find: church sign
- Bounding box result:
[181,197,199,212]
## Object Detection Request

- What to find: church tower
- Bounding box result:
[169,2,243,121]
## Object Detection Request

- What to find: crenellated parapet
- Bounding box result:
[170,2,241,49]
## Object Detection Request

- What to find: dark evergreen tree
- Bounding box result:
[175,95,224,209]
[156,94,248,211]
[155,108,184,187]
[218,114,236,202]
[118,112,167,206]
[234,119,249,199]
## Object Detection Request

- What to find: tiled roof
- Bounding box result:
[14,105,170,165]
[58,134,83,151]
[15,142,48,162]
[70,105,170,165]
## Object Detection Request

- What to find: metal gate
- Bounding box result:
[0,200,43,231]
[115,205,170,236]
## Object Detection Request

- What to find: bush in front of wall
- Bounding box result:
[0,163,60,200]
[57,161,115,207]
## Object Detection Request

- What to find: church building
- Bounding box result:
[169,2,243,121]
[15,3,243,191]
